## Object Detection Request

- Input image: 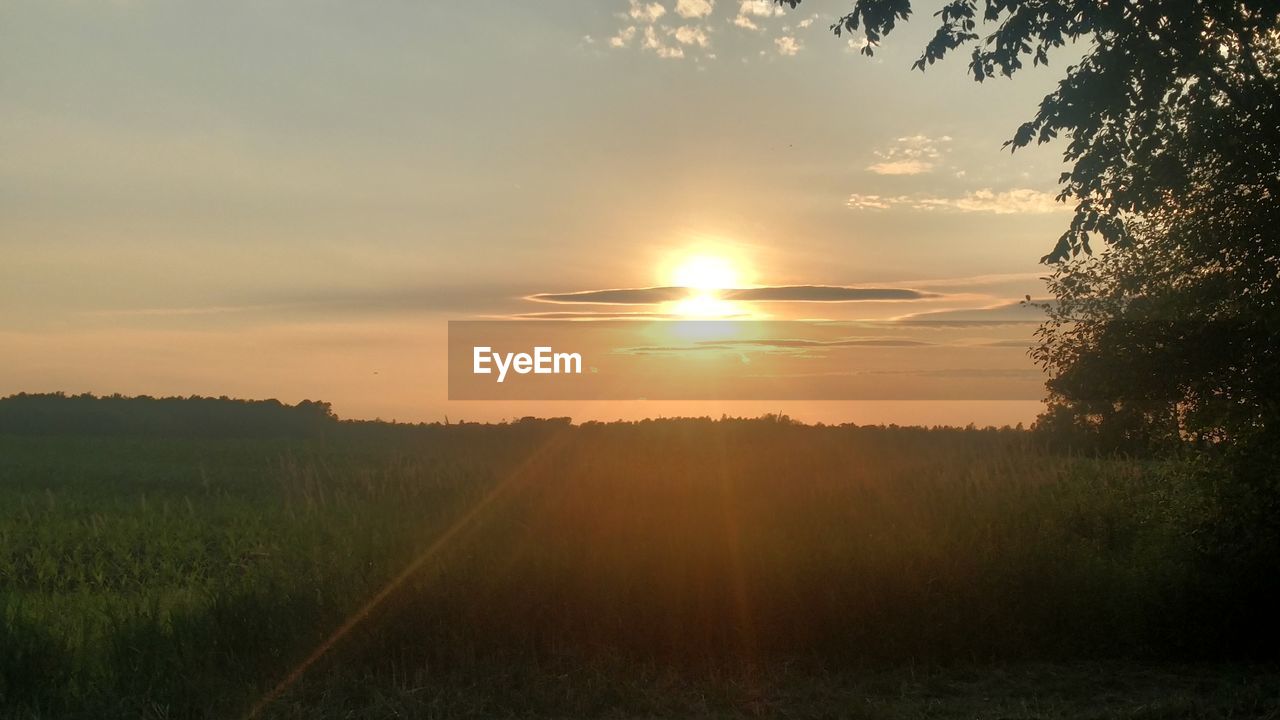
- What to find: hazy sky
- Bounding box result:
[1,0,1080,425]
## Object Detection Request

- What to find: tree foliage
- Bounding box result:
[782,0,1280,456]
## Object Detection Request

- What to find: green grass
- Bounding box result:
[0,419,1276,718]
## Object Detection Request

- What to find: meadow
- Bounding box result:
[1,405,1278,718]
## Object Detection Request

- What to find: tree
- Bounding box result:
[780,0,1279,453]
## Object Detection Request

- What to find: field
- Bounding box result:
[2,415,1278,718]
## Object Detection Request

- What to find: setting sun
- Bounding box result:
[660,249,756,318]
[663,253,748,318]
[670,255,741,291]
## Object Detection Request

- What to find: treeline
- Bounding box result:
[0,393,337,438]
[0,393,1037,442]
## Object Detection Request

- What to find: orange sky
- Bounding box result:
[0,0,1080,426]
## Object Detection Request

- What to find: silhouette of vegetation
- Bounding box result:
[0,392,337,438]
[1,396,1278,717]
[790,1,1279,496]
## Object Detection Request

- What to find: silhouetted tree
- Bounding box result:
[0,393,339,438]
[781,0,1279,455]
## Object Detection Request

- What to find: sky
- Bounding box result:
[0,0,1082,426]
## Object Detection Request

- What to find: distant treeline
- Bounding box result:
[0,392,1033,440]
[0,393,338,438]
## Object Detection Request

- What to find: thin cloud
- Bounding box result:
[975,339,1035,348]
[725,286,938,302]
[893,300,1051,327]
[718,337,935,348]
[847,188,1066,214]
[506,311,679,320]
[614,336,936,357]
[530,287,690,305]
[528,285,941,305]
[867,135,950,175]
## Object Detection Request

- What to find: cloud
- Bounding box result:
[846,188,1066,214]
[642,25,685,58]
[609,25,638,47]
[615,336,936,357]
[725,286,937,302]
[976,339,1035,348]
[893,300,1051,327]
[719,337,935,348]
[732,0,783,30]
[530,287,690,304]
[738,0,784,18]
[866,135,950,175]
[846,194,893,210]
[873,368,1044,379]
[675,0,714,18]
[866,160,932,175]
[628,0,667,22]
[774,35,801,56]
[508,311,678,320]
[529,285,940,305]
[672,25,711,47]
[914,188,1063,214]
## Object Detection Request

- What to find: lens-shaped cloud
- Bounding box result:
[529,284,940,305]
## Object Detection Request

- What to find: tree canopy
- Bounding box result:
[788,0,1280,586]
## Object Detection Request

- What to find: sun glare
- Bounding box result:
[670,255,741,291]
[662,251,753,319]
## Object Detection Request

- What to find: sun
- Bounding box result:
[662,251,752,318]
[670,255,741,291]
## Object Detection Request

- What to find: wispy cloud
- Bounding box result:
[507,311,679,320]
[867,135,950,175]
[892,300,1050,327]
[615,336,937,356]
[847,188,1065,214]
[727,286,936,302]
[530,287,689,305]
[529,285,940,305]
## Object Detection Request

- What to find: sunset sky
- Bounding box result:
[1,0,1080,425]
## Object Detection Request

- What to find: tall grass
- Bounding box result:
[0,419,1243,718]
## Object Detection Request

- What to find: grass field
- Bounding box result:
[1,416,1277,718]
